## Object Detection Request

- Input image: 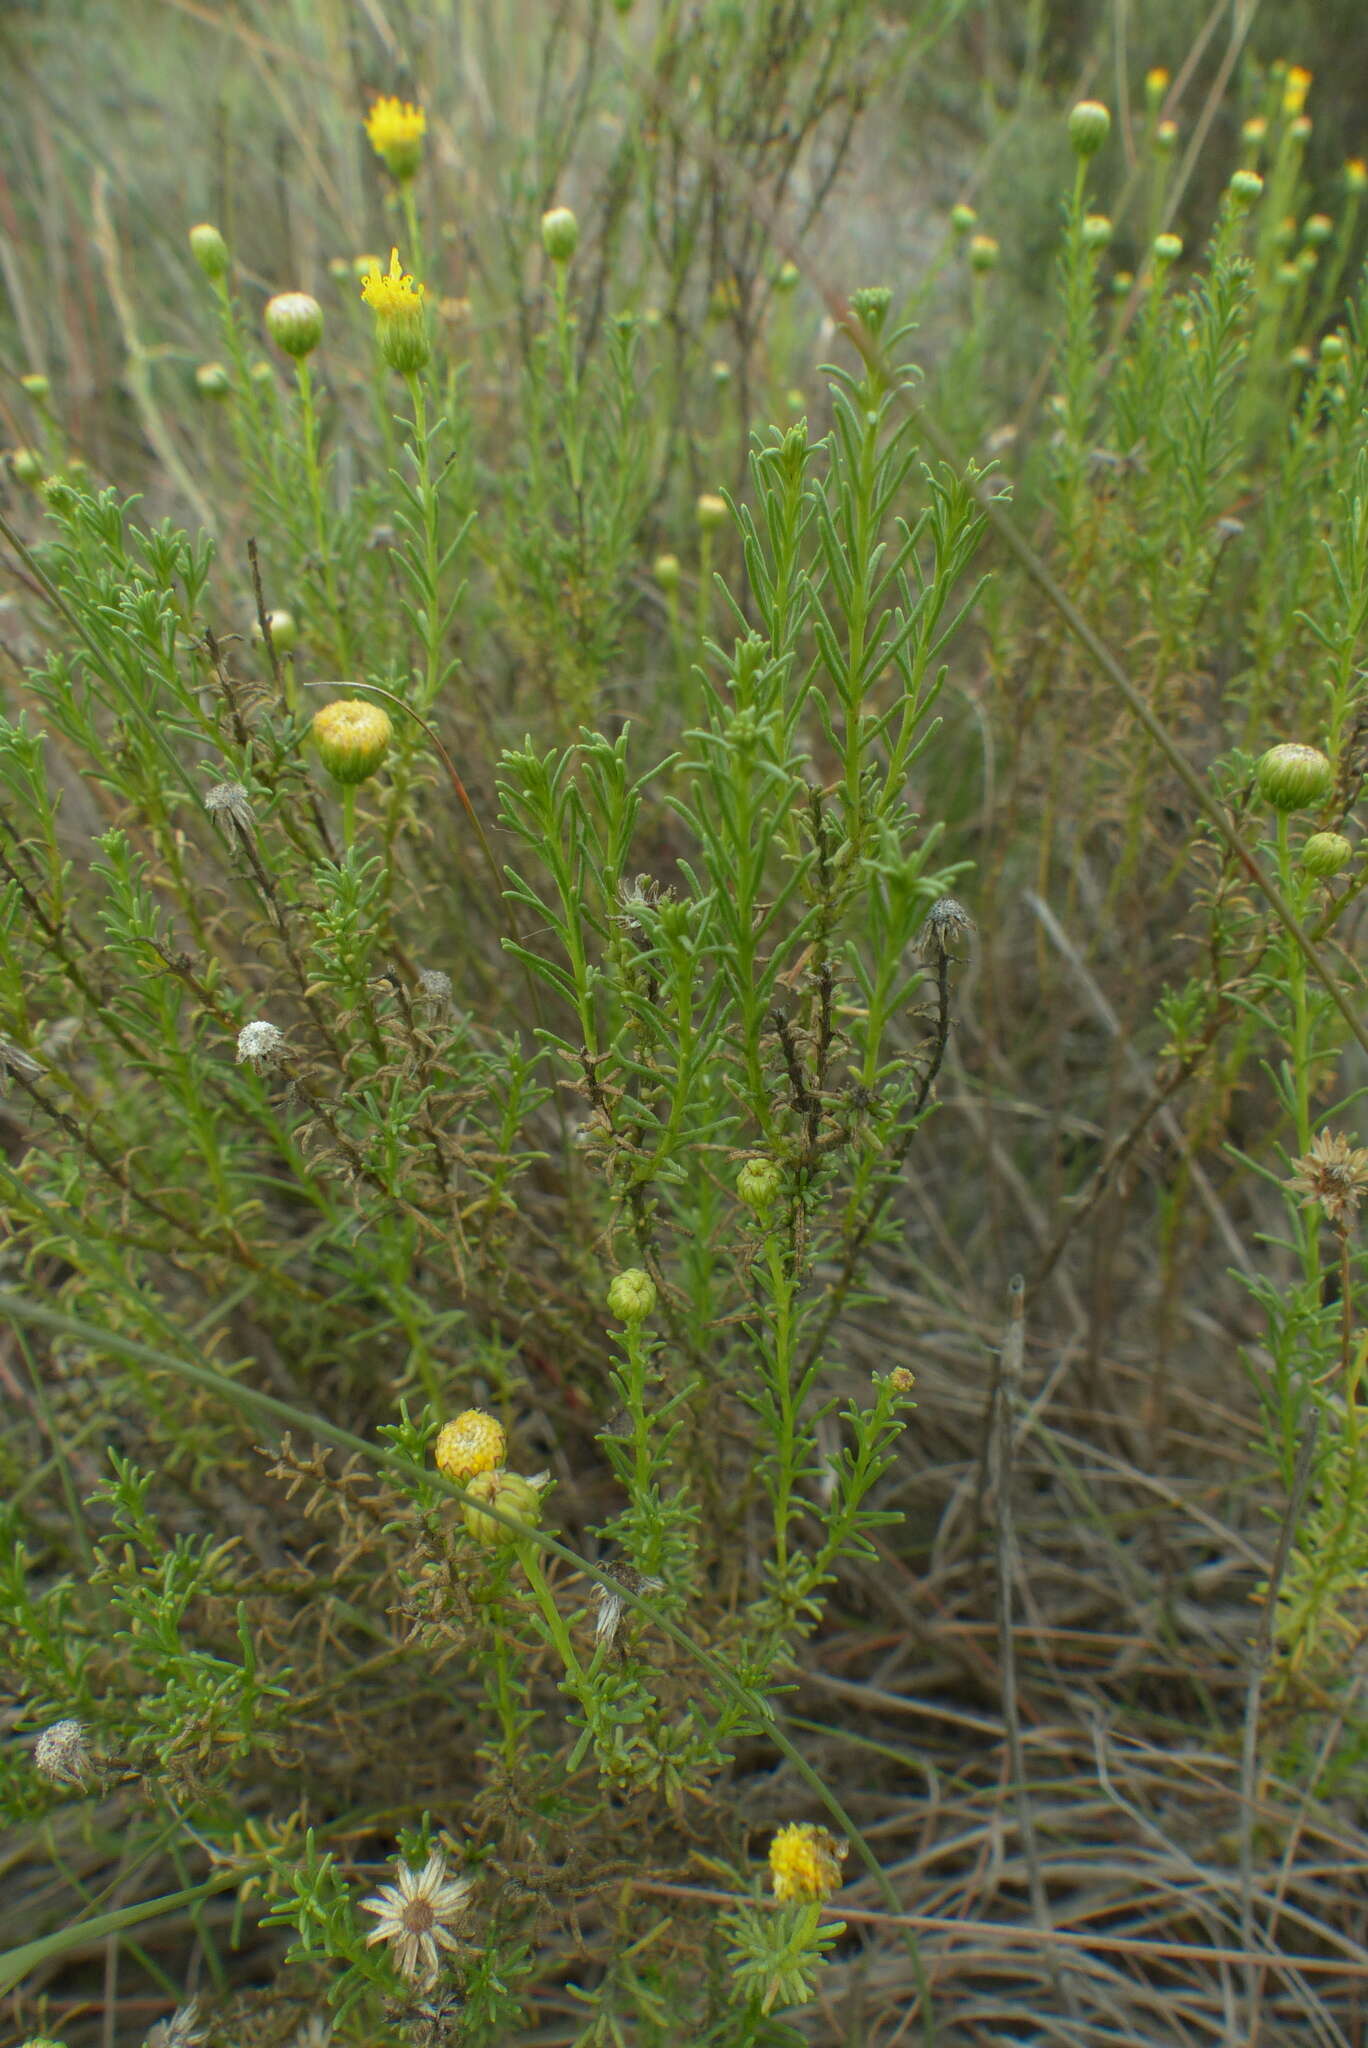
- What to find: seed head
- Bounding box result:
[607,1268,657,1323]
[236,1020,286,1071]
[1068,100,1112,158]
[364,96,427,181]
[1287,1130,1368,1228]
[918,896,975,961]
[204,782,255,839]
[1254,742,1333,813]
[417,967,453,1006]
[144,2003,206,2048]
[434,1409,506,1484]
[769,1822,848,1903]
[0,1037,42,1092]
[311,699,394,785]
[592,1561,665,1651]
[265,292,324,360]
[33,1717,94,1788]
[188,222,230,278]
[541,205,580,264]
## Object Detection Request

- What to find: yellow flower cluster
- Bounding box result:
[1282,65,1312,117]
[768,1823,847,1903]
[365,95,426,179]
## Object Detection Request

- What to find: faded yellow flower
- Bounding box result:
[364,96,426,180]
[768,1822,847,1903]
[435,1409,506,1484]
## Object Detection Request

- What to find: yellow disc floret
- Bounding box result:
[768,1823,847,1903]
[364,96,426,180]
[360,248,430,374]
[435,1409,507,1485]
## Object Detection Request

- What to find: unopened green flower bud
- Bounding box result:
[1154,118,1178,153]
[541,206,579,264]
[1068,100,1111,157]
[195,360,230,398]
[1303,213,1333,246]
[10,446,43,485]
[949,202,977,237]
[850,284,892,333]
[968,232,999,273]
[711,358,732,386]
[774,258,800,291]
[1230,169,1264,206]
[1300,831,1353,877]
[607,1267,656,1323]
[311,698,394,785]
[253,607,297,653]
[20,372,49,402]
[189,221,230,278]
[1320,332,1347,363]
[653,552,681,592]
[1153,232,1183,265]
[1144,66,1169,109]
[1081,213,1112,250]
[463,1468,542,1547]
[1289,116,1312,146]
[696,491,728,530]
[265,291,323,359]
[736,1156,782,1212]
[1242,116,1268,149]
[1255,742,1333,812]
[1348,159,1368,195]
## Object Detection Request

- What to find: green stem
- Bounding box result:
[296,359,352,670]
[405,372,443,710]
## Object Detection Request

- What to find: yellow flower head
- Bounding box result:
[361,249,430,374]
[435,1409,507,1485]
[1283,65,1312,117]
[365,95,426,180]
[768,1823,847,1904]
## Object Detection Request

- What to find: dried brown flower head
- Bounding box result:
[1287,1129,1368,1228]
[359,1849,473,1988]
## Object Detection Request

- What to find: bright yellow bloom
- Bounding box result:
[768,1823,847,1903]
[435,1409,506,1485]
[361,248,430,373]
[364,95,426,179]
[1283,65,1312,116]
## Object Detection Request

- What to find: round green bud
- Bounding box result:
[194,360,230,399]
[653,552,681,592]
[1081,213,1112,249]
[949,202,977,236]
[1303,213,1334,246]
[265,291,323,358]
[10,446,43,485]
[1153,232,1183,265]
[463,1468,542,1547]
[252,607,298,653]
[1300,831,1353,877]
[20,372,49,402]
[1320,333,1347,363]
[311,699,394,785]
[696,491,728,530]
[711,358,732,386]
[774,258,800,291]
[607,1267,657,1323]
[541,206,579,264]
[1230,169,1264,206]
[736,1156,782,1212]
[1068,100,1112,157]
[189,222,230,278]
[1154,119,1178,153]
[968,232,999,273]
[1255,742,1334,812]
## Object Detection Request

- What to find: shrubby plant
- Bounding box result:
[1,8,1367,2045]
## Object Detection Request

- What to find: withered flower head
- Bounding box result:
[1288,1129,1368,1227]
[918,896,975,961]
[359,1848,473,1987]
